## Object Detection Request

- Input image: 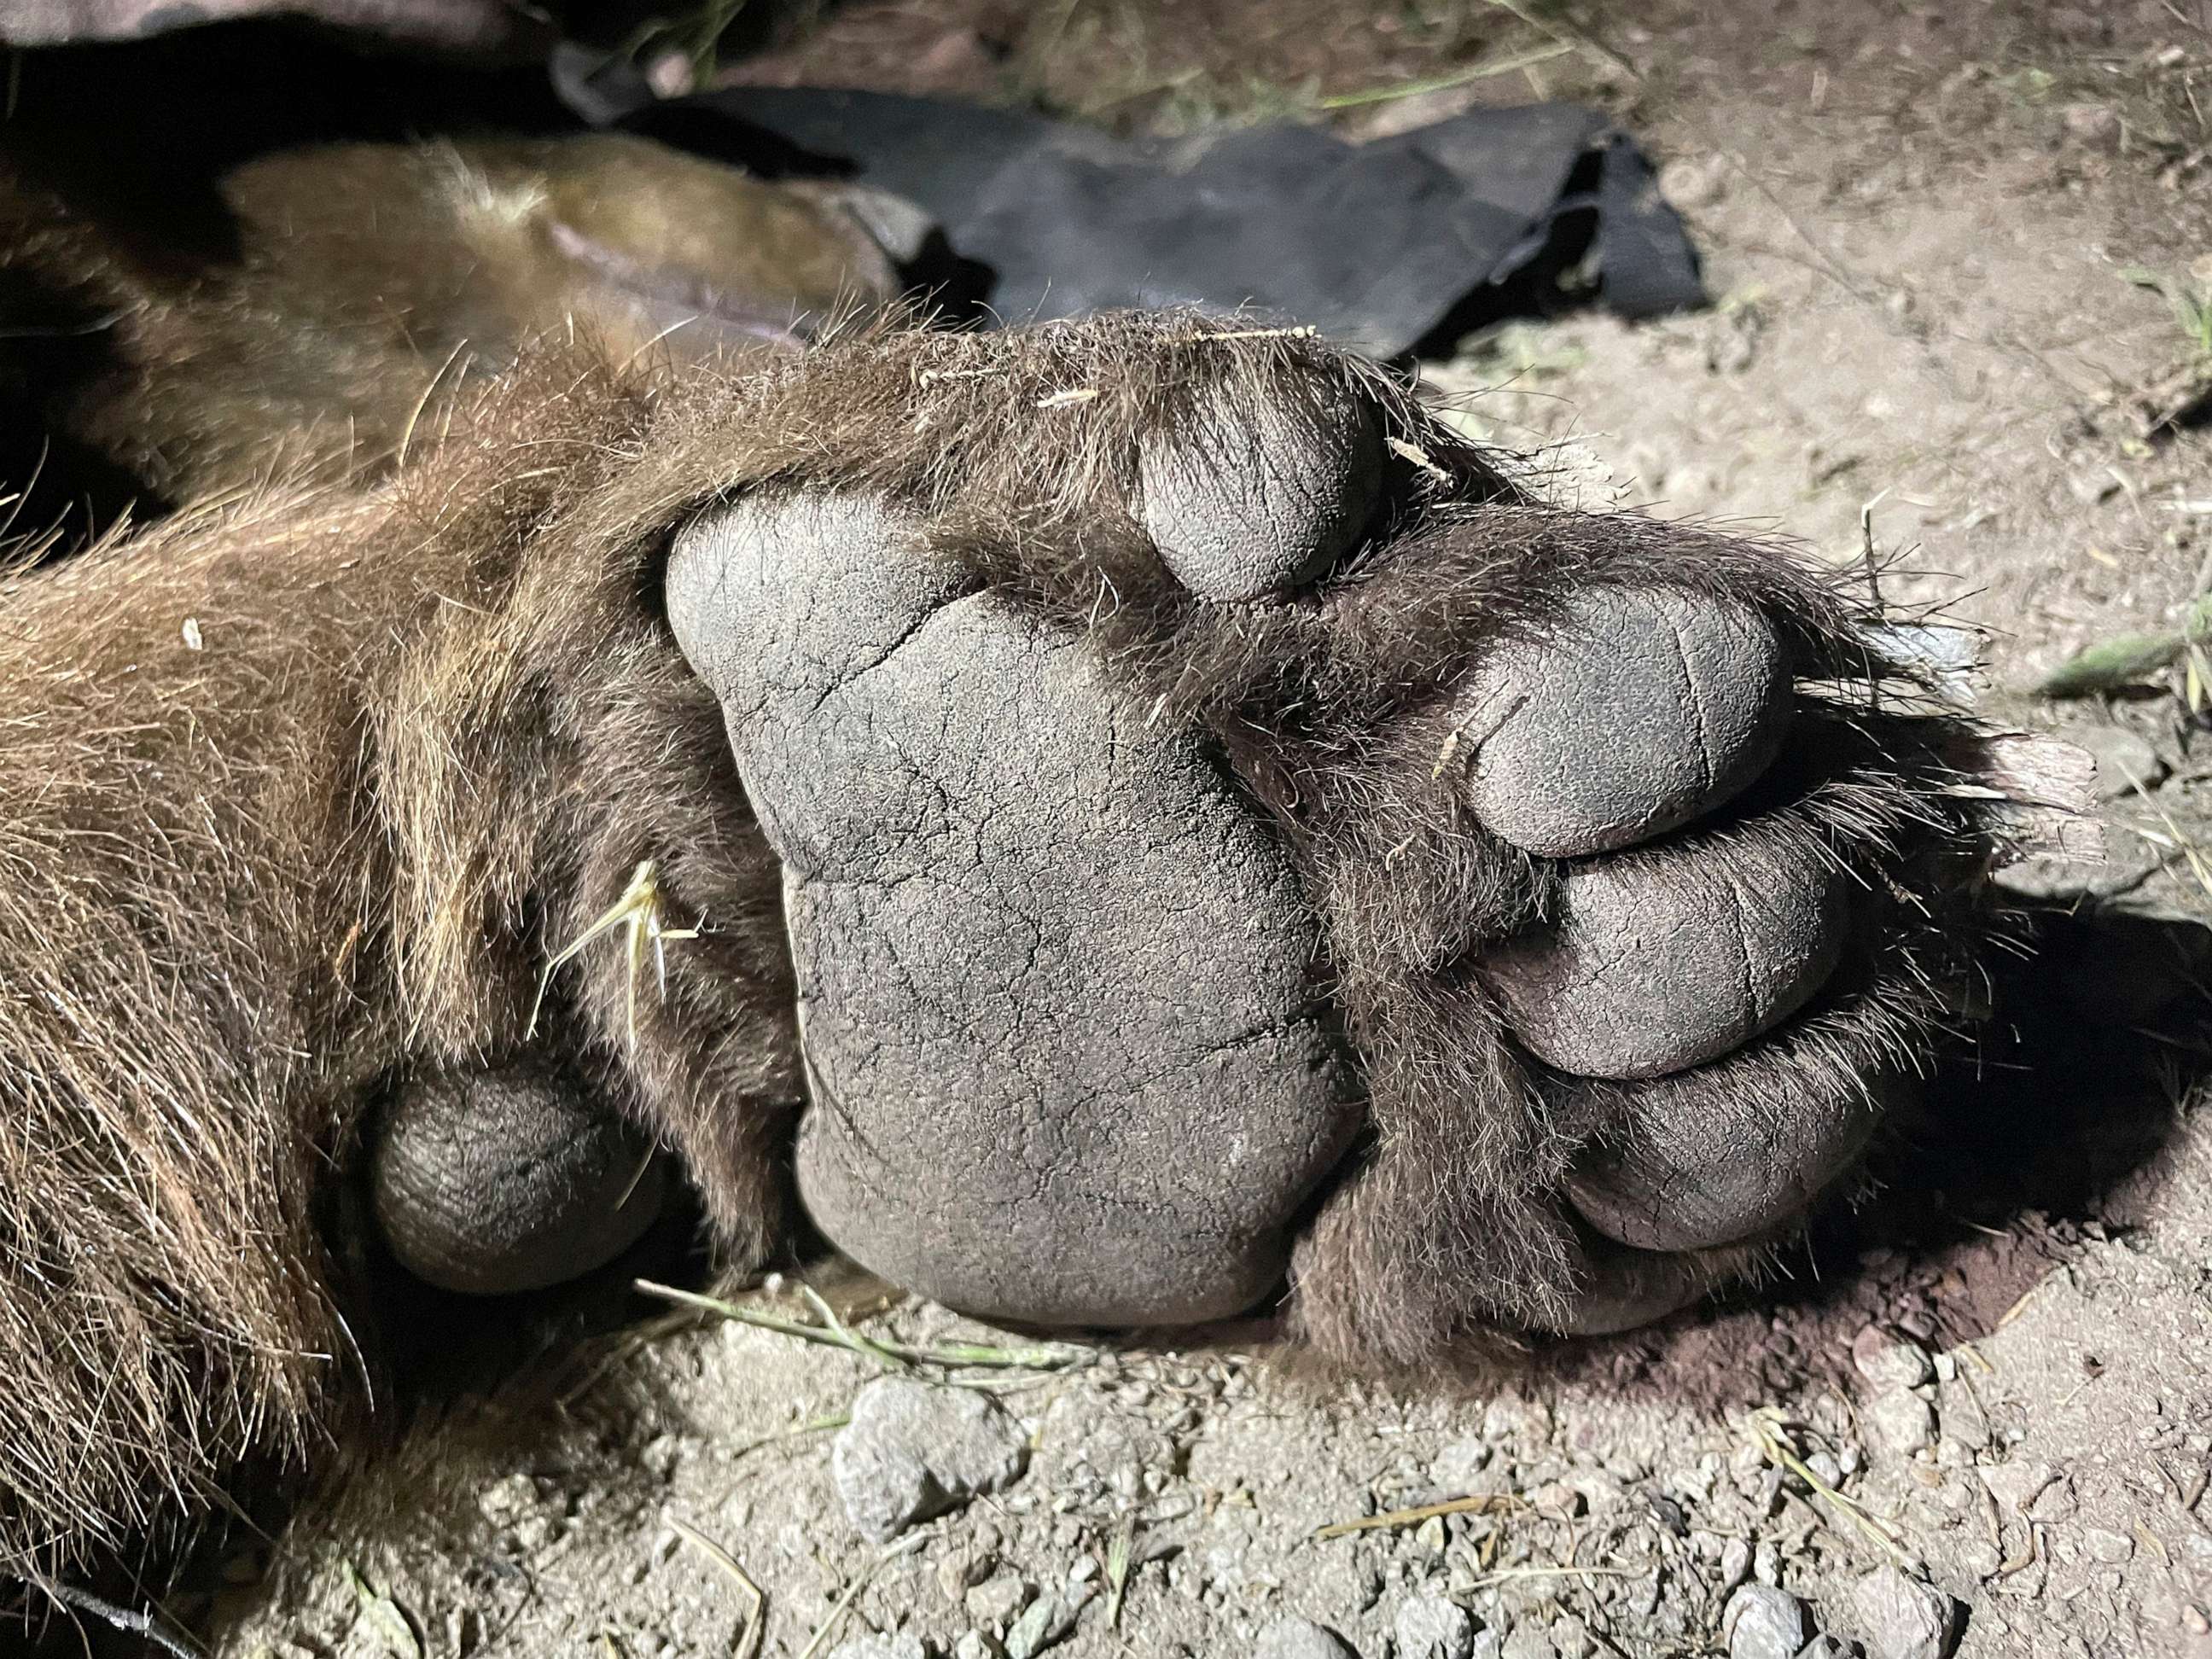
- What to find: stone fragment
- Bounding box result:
[832,1379,1028,1540]
[1866,1391,1936,1459]
[1394,1592,1476,1659]
[1724,1585,1813,1659]
[1853,1567,1960,1659]
[1851,1327,1935,1389]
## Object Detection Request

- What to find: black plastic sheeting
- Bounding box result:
[582,79,1706,358]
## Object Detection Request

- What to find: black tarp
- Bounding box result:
[585,79,1706,357]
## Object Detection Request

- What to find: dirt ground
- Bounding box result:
[166,3,2212,1657]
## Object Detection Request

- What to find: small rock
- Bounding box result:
[1659,152,1731,208]
[1501,1624,1558,1659]
[1853,1566,1960,1659]
[966,1574,1031,1628]
[828,1639,926,1659]
[1394,1593,1476,1659]
[2077,725,2167,800]
[1796,1639,1854,1658]
[1004,1595,1062,1659]
[940,1548,992,1604]
[1429,1437,1493,1492]
[1977,1459,2055,1516]
[1866,1391,1937,1459]
[1724,1586,1813,1659]
[1255,1615,1359,1659]
[2061,101,2122,147]
[477,1472,537,1528]
[954,1635,993,1659]
[2084,1526,2134,1563]
[1851,1328,1935,1389]
[1550,1614,1592,1659]
[1481,1394,1552,1443]
[833,1378,1028,1540]
[1720,1538,1755,1594]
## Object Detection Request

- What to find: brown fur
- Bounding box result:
[0,132,898,509]
[0,306,2014,1580]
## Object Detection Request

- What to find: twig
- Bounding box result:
[1315,1493,1525,1540]
[668,1514,767,1659]
[40,1584,200,1659]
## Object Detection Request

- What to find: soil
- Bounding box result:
[84,3,2212,1657]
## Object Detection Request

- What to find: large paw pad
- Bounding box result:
[651,317,2015,1353]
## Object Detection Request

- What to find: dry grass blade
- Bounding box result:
[797,1281,910,1372]
[1746,1407,1911,1567]
[1315,1493,1525,1540]
[1318,40,1574,108]
[635,1279,1095,1372]
[794,1536,926,1659]
[1104,1516,1136,1628]
[528,859,699,1048]
[2035,593,2212,697]
[668,1513,767,1659]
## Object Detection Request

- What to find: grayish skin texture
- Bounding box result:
[1567,1065,1895,1254]
[668,495,1361,1324]
[1138,381,1385,601]
[1456,586,1792,858]
[1482,826,1848,1080]
[370,1064,667,1296]
[381,360,1870,1332]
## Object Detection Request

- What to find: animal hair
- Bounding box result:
[0,309,2011,1586]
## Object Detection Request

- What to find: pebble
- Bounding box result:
[2060,101,2122,146]
[1658,152,1732,209]
[1395,1593,1476,1659]
[966,1574,1031,1628]
[2085,1527,2134,1563]
[954,1635,993,1659]
[1429,1437,1493,1492]
[1004,1595,1061,1659]
[831,1378,1028,1540]
[1866,1391,1937,1459]
[1255,1615,1359,1659]
[1851,1328,1935,1390]
[1723,1585,1813,1659]
[1720,1538,1754,1594]
[2076,725,2166,800]
[1853,1567,1961,1659]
